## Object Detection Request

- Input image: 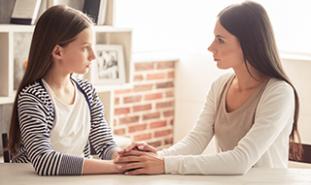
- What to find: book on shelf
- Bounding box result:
[83,0,107,25]
[10,0,42,25]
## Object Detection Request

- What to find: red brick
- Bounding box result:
[113,119,118,126]
[149,121,167,128]
[143,112,161,120]
[148,140,162,148]
[135,63,154,71]
[119,116,140,125]
[128,124,148,133]
[124,95,142,104]
[156,62,175,69]
[134,133,152,141]
[133,84,153,92]
[133,104,152,112]
[170,119,174,125]
[114,107,130,115]
[115,89,132,95]
[134,74,144,81]
[164,137,174,145]
[114,97,120,105]
[166,91,174,97]
[156,101,174,109]
[114,128,126,135]
[156,81,174,89]
[144,93,163,101]
[154,129,172,137]
[163,110,174,117]
[167,71,175,78]
[146,73,166,80]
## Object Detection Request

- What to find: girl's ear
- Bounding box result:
[51,45,63,60]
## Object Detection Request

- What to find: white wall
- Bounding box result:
[174,55,311,147]
[283,58,311,144]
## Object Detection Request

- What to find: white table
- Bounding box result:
[0,163,311,185]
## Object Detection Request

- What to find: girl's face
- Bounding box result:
[59,27,95,74]
[208,21,244,70]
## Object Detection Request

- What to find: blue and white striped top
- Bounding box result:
[13,78,117,176]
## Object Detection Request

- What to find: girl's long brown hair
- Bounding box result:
[218,1,302,160]
[9,5,93,154]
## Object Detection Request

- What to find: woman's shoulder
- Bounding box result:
[259,78,295,107]
[265,78,294,95]
[210,73,234,91]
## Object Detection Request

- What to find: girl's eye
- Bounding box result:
[82,46,89,51]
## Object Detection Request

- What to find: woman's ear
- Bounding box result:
[51,45,63,60]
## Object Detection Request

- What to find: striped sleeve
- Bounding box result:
[79,81,118,160]
[18,87,84,176]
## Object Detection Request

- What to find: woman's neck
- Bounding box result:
[233,64,268,91]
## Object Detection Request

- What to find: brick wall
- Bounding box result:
[113,60,176,149]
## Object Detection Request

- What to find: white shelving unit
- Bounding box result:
[0,0,133,131]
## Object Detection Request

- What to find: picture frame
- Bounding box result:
[91,44,126,85]
[10,0,42,25]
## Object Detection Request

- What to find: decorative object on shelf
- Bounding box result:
[83,0,107,25]
[10,0,42,25]
[91,44,125,85]
[13,33,32,90]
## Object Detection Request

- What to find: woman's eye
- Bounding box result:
[217,38,224,44]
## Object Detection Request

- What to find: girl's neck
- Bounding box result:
[43,66,72,90]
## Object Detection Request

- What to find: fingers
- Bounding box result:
[125,168,146,175]
[118,149,146,158]
[118,143,142,155]
[115,155,143,163]
[119,142,158,155]
[137,143,157,153]
[118,162,145,172]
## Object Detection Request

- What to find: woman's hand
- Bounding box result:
[114,150,165,175]
[118,142,157,155]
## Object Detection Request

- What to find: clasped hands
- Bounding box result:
[114,143,165,175]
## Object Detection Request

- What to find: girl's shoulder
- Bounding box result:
[71,77,95,93]
[18,80,53,108]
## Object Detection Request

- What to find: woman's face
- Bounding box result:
[208,21,244,70]
[58,27,96,74]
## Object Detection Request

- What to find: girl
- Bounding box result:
[115,1,302,175]
[8,5,122,176]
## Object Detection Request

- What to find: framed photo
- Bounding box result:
[91,44,126,85]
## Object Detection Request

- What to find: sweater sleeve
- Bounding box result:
[158,74,229,157]
[162,80,295,175]
[18,91,84,176]
[88,86,118,160]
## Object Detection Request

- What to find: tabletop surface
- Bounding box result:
[1,163,311,185]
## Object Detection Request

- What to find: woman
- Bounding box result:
[115,1,302,175]
[8,5,122,176]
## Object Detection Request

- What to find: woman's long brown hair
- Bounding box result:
[218,1,302,160]
[9,5,93,154]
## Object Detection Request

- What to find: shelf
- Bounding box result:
[0,24,35,32]
[0,96,15,104]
